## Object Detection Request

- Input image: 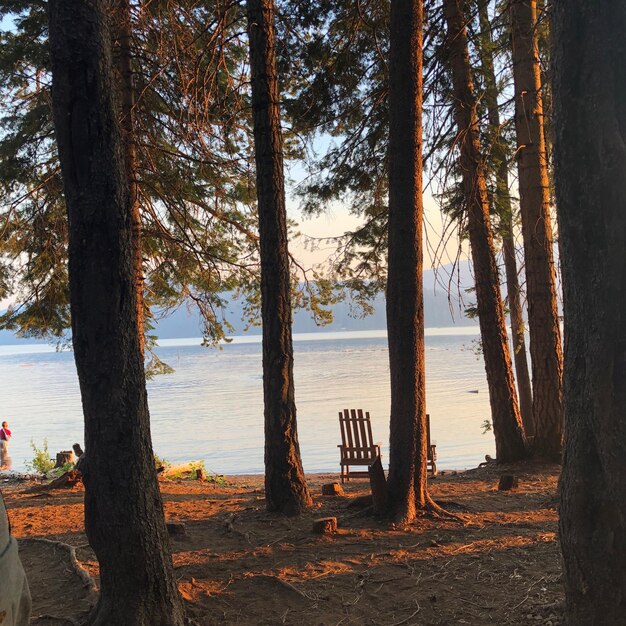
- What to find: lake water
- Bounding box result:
[0,328,496,474]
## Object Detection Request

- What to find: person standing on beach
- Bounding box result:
[0,422,12,470]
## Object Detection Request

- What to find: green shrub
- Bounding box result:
[25,439,55,474]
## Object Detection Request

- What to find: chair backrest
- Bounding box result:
[338,409,375,460]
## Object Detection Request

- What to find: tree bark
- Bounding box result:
[553,1,626,622]
[476,0,534,436]
[385,0,432,524]
[48,2,184,624]
[111,0,145,357]
[246,0,312,515]
[510,0,563,458]
[443,0,527,463]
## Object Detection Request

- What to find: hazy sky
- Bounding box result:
[287,191,462,271]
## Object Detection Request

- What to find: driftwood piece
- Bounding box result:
[478,454,496,468]
[28,470,82,493]
[321,482,344,496]
[498,474,519,491]
[368,456,388,515]
[312,517,337,534]
[48,470,82,489]
[55,451,76,468]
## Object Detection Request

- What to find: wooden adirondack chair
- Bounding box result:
[338,409,437,482]
[337,409,381,483]
[426,413,437,477]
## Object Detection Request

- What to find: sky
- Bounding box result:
[286,190,462,271]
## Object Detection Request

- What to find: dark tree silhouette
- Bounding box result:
[48,1,184,623]
[553,0,626,622]
[246,0,312,514]
[386,0,435,523]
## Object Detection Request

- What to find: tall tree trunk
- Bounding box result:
[386,0,433,524]
[48,2,184,625]
[111,0,145,357]
[246,0,312,515]
[443,0,527,462]
[476,0,534,436]
[510,0,563,458]
[553,1,626,622]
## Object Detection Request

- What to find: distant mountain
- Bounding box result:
[149,261,478,338]
[0,261,478,344]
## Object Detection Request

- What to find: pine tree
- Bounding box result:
[475,0,534,435]
[247,0,312,514]
[443,0,527,462]
[509,0,563,458]
[386,0,434,523]
[0,0,257,348]
[553,1,626,621]
[48,0,185,622]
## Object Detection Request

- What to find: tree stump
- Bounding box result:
[321,482,344,496]
[368,456,388,515]
[312,517,337,534]
[54,451,76,468]
[498,474,519,491]
[195,468,205,481]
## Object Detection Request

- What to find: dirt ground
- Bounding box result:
[2,462,563,625]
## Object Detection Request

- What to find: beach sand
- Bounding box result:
[2,462,563,625]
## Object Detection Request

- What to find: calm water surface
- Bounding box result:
[0,329,495,473]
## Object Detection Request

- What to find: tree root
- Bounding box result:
[424,493,465,522]
[32,615,83,626]
[25,537,98,600]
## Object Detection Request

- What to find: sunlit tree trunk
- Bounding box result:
[48,1,184,623]
[246,0,312,514]
[553,1,626,622]
[443,0,527,462]
[477,0,534,436]
[510,0,562,458]
[386,0,433,524]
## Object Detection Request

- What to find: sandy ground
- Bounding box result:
[2,462,563,625]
